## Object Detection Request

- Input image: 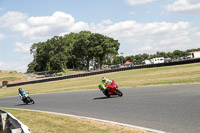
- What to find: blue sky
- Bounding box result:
[0,0,200,72]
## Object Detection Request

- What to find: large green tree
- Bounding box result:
[27,31,120,72]
[91,33,120,69]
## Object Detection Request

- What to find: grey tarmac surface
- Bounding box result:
[1,84,200,133]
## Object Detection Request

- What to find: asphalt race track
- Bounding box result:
[1,84,200,133]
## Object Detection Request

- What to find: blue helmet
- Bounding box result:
[18,88,22,92]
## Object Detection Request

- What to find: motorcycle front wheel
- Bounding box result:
[116,89,123,97]
[30,98,35,104]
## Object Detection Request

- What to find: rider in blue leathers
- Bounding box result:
[18,88,28,102]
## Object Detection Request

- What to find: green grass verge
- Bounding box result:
[1,108,149,133]
[0,62,200,98]
[0,77,19,82]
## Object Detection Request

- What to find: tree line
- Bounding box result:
[27,30,200,73]
[27,31,120,73]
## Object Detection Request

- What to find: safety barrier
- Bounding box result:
[7,58,200,87]
[0,110,30,133]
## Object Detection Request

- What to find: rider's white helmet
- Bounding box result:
[102,77,106,82]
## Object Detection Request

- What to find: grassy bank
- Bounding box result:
[0,62,200,97]
[0,71,27,84]
[1,108,150,133]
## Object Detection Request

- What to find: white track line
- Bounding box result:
[0,107,166,133]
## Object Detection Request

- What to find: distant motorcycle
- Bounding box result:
[99,80,123,97]
[22,93,35,104]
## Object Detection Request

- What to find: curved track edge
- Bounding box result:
[0,107,166,133]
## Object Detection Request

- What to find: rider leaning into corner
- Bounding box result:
[99,76,112,93]
[18,88,28,102]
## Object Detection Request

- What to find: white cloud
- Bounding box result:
[68,21,88,34]
[166,0,200,13]
[23,11,76,39]
[26,11,84,39]
[0,11,199,56]
[90,21,190,40]
[0,55,32,73]
[97,21,192,54]
[0,33,6,40]
[129,11,136,15]
[101,20,113,25]
[3,11,190,43]
[14,42,32,53]
[125,0,155,6]
[131,35,192,54]
[0,11,77,40]
[0,61,27,73]
[28,11,74,26]
[195,32,200,36]
[0,11,28,28]
[13,23,29,32]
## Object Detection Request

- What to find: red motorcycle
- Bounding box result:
[99,80,123,97]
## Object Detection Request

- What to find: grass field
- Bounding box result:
[0,62,200,97]
[1,108,150,133]
[0,71,27,84]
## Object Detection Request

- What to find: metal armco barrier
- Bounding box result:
[7,58,200,87]
[0,110,30,133]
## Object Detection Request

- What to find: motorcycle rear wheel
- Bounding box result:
[103,90,110,98]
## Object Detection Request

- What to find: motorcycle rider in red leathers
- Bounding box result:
[99,77,112,93]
